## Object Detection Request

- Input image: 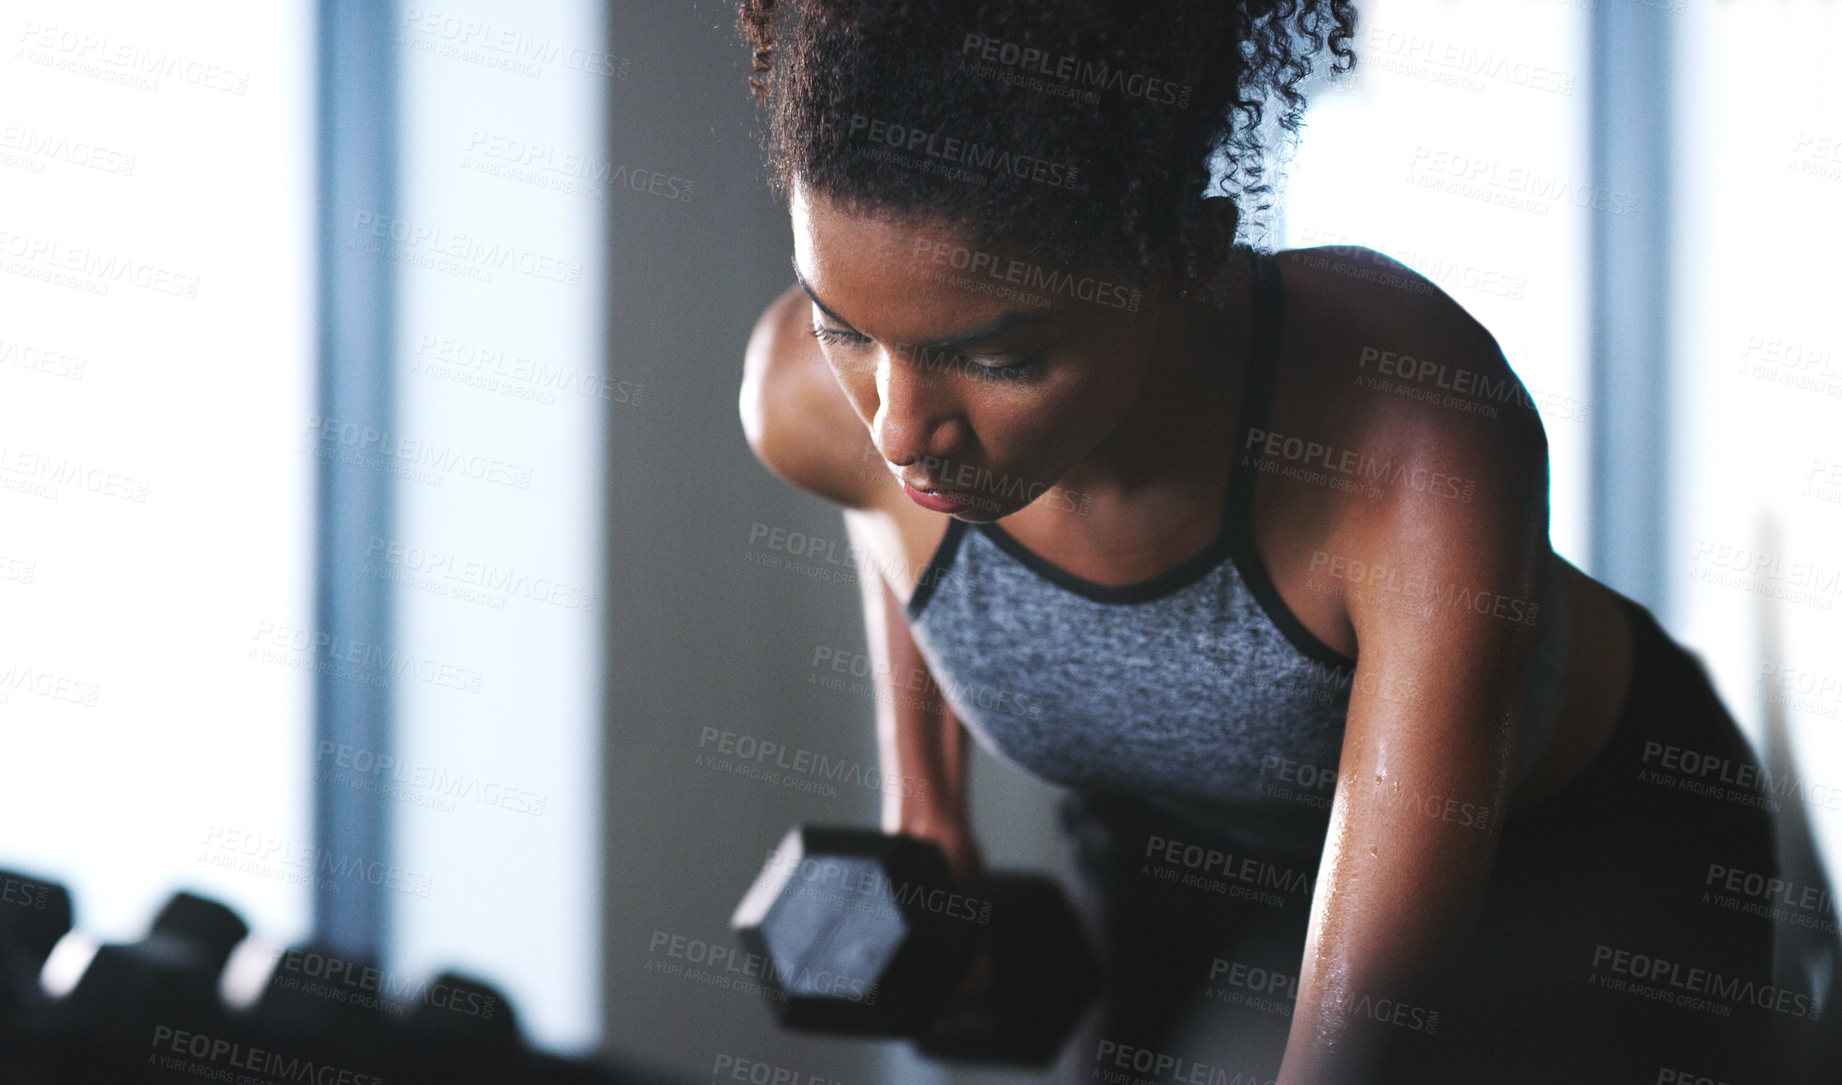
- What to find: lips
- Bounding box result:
[901,479,984,513]
[899,475,955,495]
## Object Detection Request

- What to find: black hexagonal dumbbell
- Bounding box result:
[729,826,979,1036]
[0,869,73,1082]
[392,971,527,1084]
[60,890,248,1038]
[238,942,399,1077]
[912,873,1102,1065]
[26,889,250,1082]
[730,825,1101,1065]
[5,877,247,1085]
[0,869,72,1008]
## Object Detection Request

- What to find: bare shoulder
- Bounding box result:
[738,284,893,511]
[1252,244,1553,652]
[1272,245,1549,507]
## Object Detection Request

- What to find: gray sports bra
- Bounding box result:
[904,249,1568,856]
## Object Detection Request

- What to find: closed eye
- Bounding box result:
[810,323,870,347]
[944,351,1042,381]
[813,323,1044,382]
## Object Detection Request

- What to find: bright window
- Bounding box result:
[1667,2,1842,871]
[0,2,317,943]
[388,0,609,1050]
[1282,0,1593,562]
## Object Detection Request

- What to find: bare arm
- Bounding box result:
[846,510,982,888]
[844,512,997,1013]
[740,282,983,883]
[1276,316,1552,1083]
[742,275,981,881]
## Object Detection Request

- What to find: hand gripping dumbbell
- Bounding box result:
[730,826,1100,1066]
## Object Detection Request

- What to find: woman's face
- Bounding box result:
[790,182,1171,521]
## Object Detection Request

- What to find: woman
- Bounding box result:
[733,2,1831,1081]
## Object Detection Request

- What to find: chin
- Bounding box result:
[949,501,1012,523]
[925,489,1010,521]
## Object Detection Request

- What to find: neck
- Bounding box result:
[1056,249,1255,504]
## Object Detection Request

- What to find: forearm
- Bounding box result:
[1277,891,1471,1081]
[1277,926,1456,1083]
[871,587,979,885]
[1276,753,1508,1083]
[878,685,967,839]
[846,514,979,879]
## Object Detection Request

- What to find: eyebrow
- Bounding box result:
[791,256,1054,350]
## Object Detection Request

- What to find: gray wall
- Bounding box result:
[599,4,1074,1082]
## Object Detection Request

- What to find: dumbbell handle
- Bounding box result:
[895,819,986,897]
[934,946,997,1021]
[878,835,1002,1029]
[916,873,1103,1066]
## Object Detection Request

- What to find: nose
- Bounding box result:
[872,351,965,472]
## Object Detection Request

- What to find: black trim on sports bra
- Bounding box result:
[973,516,1234,606]
[1223,252,1359,672]
[905,518,968,620]
[958,246,1276,608]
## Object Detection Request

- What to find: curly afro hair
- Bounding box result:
[739,0,1356,294]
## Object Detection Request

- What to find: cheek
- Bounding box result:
[977,377,1106,467]
[826,360,881,423]
[1054,342,1150,424]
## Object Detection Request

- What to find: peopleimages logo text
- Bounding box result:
[961,33,1193,107]
[911,239,1141,312]
[828,112,1080,190]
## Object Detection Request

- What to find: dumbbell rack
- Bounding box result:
[0,868,677,1085]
